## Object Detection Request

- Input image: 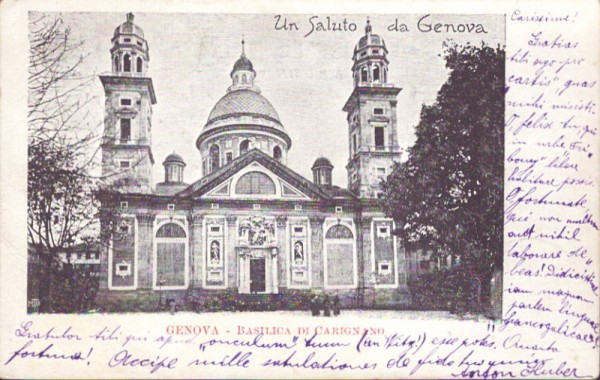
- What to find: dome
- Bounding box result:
[206,89,282,127]
[113,13,145,39]
[231,55,255,76]
[312,157,333,169]
[163,153,185,165]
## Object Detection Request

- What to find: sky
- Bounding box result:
[55,12,504,187]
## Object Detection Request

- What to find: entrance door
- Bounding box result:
[249,258,266,293]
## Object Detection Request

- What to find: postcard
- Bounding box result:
[0,0,598,378]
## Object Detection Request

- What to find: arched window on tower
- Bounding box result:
[273,146,282,162]
[234,75,239,84]
[239,140,250,156]
[382,67,387,82]
[136,57,143,73]
[113,56,119,72]
[209,144,220,173]
[373,65,380,82]
[242,74,247,83]
[361,66,368,83]
[124,54,131,72]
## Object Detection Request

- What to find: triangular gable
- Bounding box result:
[176,149,330,201]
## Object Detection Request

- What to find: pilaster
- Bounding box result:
[189,213,204,288]
[136,213,155,288]
[225,215,238,289]
[309,216,325,287]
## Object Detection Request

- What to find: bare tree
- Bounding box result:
[27,13,103,312]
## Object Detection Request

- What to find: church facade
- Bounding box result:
[97,14,412,311]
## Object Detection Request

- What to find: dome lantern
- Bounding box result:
[163,153,186,183]
[312,157,334,188]
[228,38,259,93]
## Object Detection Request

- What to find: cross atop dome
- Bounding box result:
[365,17,372,35]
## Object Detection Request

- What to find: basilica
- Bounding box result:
[97,13,414,310]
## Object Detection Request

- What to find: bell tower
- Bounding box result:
[100,12,156,193]
[343,19,402,198]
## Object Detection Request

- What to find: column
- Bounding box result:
[189,213,203,288]
[225,215,238,289]
[275,216,287,289]
[309,216,325,287]
[136,213,155,289]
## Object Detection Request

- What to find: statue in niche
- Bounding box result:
[294,241,304,264]
[238,217,275,246]
[210,240,220,265]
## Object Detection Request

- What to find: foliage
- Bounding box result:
[382,42,505,275]
[408,267,489,314]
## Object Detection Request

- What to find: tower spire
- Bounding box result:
[241,35,246,57]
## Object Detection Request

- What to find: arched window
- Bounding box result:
[136,57,143,73]
[373,65,380,82]
[155,222,187,288]
[361,66,368,82]
[156,223,186,238]
[239,140,250,156]
[242,74,247,83]
[235,171,276,195]
[123,54,131,72]
[113,56,119,72]
[273,146,282,162]
[326,224,354,239]
[209,144,220,173]
[234,75,239,84]
[324,223,356,287]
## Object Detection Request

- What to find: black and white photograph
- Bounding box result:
[26,12,505,317]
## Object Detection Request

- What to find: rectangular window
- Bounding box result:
[374,107,384,115]
[124,38,131,43]
[120,98,132,106]
[210,226,221,233]
[374,126,385,148]
[226,152,233,163]
[294,204,303,211]
[120,201,128,210]
[253,204,261,210]
[373,49,380,54]
[136,41,143,47]
[335,206,343,213]
[352,134,357,154]
[119,160,130,168]
[167,204,175,211]
[211,203,219,210]
[120,119,131,142]
[293,226,304,234]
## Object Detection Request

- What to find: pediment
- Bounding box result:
[177,149,331,201]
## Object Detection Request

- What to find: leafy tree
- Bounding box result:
[382,42,505,283]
